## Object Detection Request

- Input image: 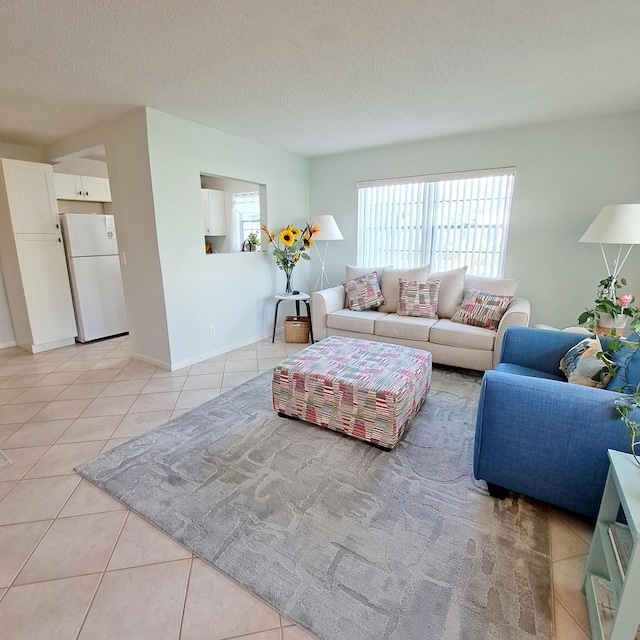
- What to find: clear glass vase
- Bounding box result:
[284,268,293,295]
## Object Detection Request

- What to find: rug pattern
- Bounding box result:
[77,366,552,640]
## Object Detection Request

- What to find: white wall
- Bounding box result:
[0,141,45,346]
[145,109,309,369]
[45,109,171,366]
[309,111,640,329]
[43,108,309,369]
[52,157,109,178]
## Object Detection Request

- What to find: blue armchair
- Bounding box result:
[473,326,640,518]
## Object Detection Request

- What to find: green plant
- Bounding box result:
[578,275,640,335]
[599,336,640,466]
[247,232,260,245]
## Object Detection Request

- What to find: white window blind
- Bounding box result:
[357,168,515,277]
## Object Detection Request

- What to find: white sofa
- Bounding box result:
[311,266,530,371]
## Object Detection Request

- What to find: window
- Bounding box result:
[357,168,515,277]
[232,191,261,240]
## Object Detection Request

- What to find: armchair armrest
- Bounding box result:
[311,286,345,340]
[474,370,635,517]
[497,326,588,375]
[493,298,530,367]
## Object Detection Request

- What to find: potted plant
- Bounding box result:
[578,276,640,337]
[261,222,318,294]
[578,276,640,465]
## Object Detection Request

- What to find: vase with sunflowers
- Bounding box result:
[261,222,318,294]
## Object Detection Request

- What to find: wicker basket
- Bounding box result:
[284,316,310,343]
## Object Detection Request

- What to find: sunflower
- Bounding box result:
[302,235,313,249]
[288,226,301,238]
[279,229,295,246]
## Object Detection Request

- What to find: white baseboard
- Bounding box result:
[132,332,272,372]
[0,340,17,350]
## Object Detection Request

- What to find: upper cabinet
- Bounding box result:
[201,188,226,235]
[53,172,112,202]
[0,158,60,234]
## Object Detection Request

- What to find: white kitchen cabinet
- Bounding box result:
[0,158,60,234]
[201,188,226,235]
[0,159,77,352]
[53,172,112,202]
[13,234,77,349]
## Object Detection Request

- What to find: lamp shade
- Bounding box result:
[579,204,640,244]
[309,215,343,241]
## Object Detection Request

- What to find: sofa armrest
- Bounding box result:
[474,370,635,517]
[492,298,530,367]
[311,286,345,340]
[497,326,589,374]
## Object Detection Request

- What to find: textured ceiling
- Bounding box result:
[1,0,639,156]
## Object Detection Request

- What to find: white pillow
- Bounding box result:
[428,266,468,318]
[378,266,430,313]
[464,275,521,297]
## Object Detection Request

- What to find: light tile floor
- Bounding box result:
[0,334,594,639]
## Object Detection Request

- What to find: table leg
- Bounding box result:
[304,300,314,343]
[295,300,301,316]
[272,300,282,343]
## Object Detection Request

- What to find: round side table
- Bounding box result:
[272,292,314,343]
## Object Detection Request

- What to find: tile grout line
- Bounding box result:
[176,555,194,639]
[73,505,131,640]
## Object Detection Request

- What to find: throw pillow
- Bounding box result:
[378,266,430,313]
[427,266,468,318]
[451,288,513,330]
[464,275,521,297]
[345,265,384,287]
[560,336,613,389]
[397,278,440,318]
[342,272,386,311]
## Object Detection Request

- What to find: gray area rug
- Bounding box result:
[77,366,552,640]
[0,450,11,470]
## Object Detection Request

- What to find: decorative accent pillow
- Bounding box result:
[378,266,430,313]
[342,272,386,311]
[451,288,513,330]
[560,336,613,389]
[397,279,440,318]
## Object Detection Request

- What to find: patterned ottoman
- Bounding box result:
[272,336,431,450]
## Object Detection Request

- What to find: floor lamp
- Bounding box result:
[579,204,640,288]
[309,215,343,291]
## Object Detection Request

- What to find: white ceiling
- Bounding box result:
[1,0,639,157]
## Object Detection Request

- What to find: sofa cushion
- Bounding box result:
[345,265,384,287]
[429,319,496,351]
[451,288,513,330]
[327,309,383,334]
[374,314,437,341]
[428,266,467,318]
[560,335,612,389]
[465,275,521,297]
[495,362,566,382]
[397,278,439,318]
[342,272,386,311]
[378,266,430,313]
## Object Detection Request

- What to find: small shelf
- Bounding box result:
[584,450,640,640]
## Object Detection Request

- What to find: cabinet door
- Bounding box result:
[201,189,226,235]
[81,176,112,202]
[1,159,59,233]
[14,234,77,345]
[53,173,84,201]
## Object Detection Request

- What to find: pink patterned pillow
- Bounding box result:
[397,279,440,318]
[451,288,513,330]
[342,272,386,311]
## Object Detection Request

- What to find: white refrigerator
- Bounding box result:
[60,213,128,342]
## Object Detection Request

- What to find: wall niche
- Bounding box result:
[200,174,267,254]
